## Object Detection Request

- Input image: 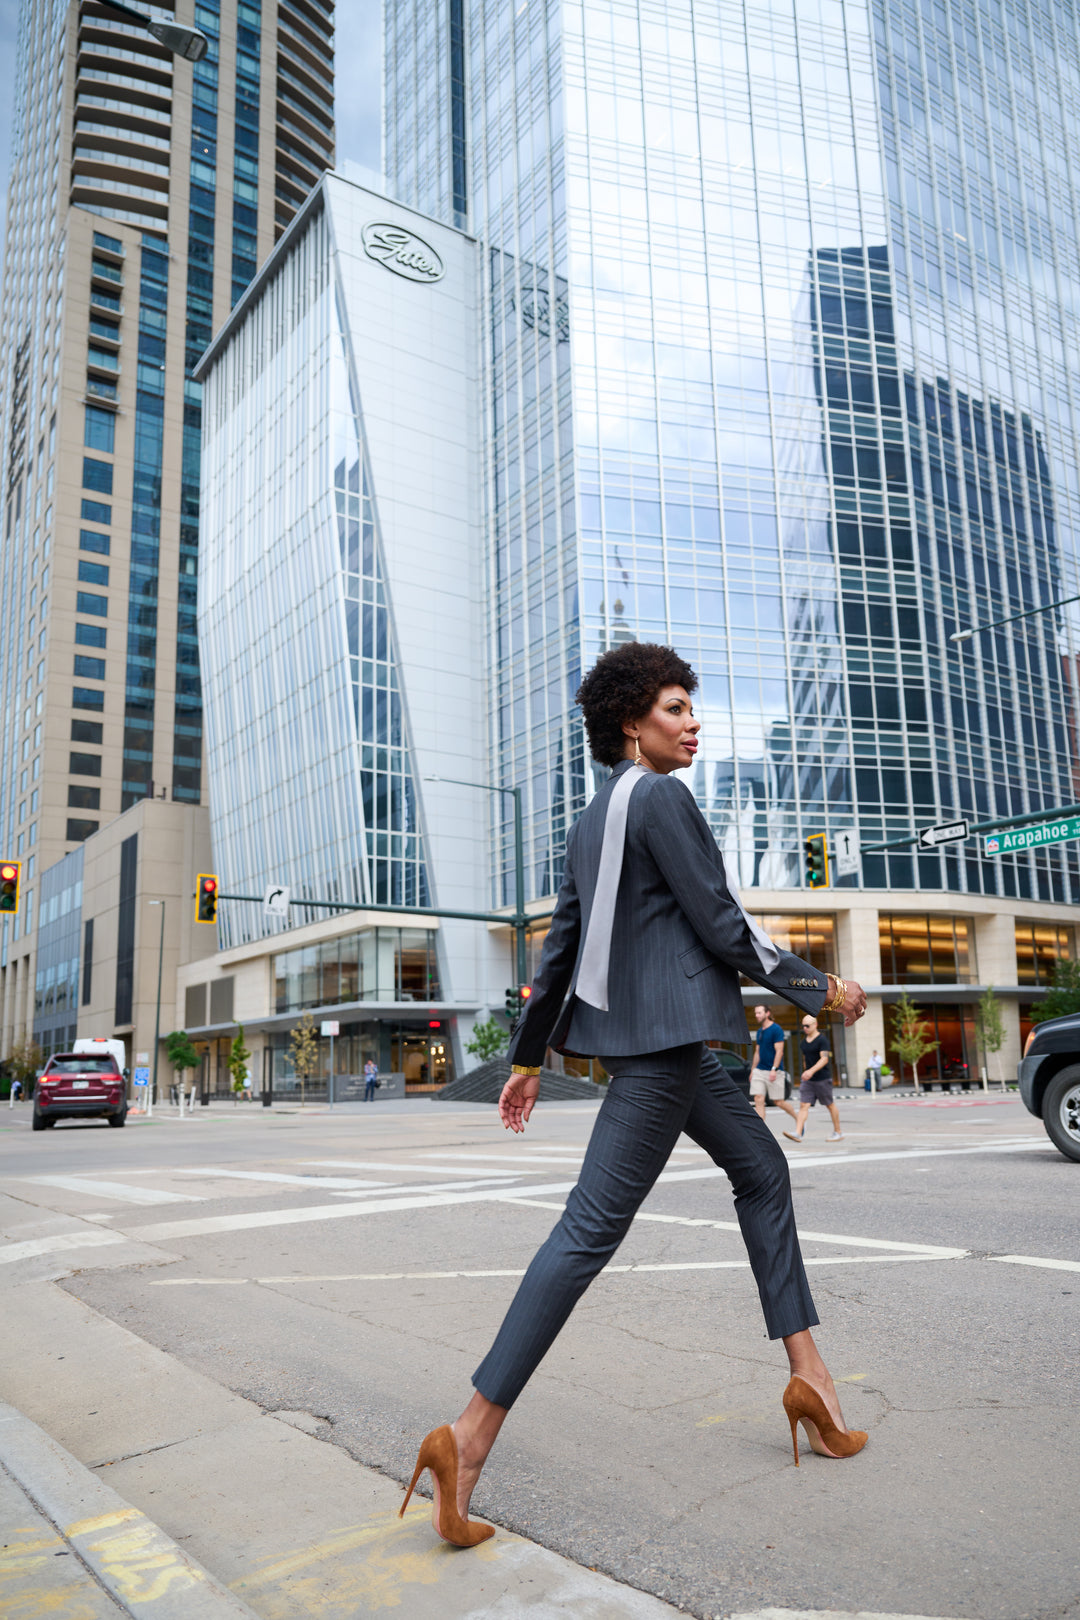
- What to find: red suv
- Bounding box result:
[33,1054,127,1130]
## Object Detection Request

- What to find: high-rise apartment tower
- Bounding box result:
[0,0,334,1053]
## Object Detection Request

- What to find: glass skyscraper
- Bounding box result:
[0,0,333,1057]
[383,0,1080,920]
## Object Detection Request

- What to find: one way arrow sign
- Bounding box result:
[263,884,290,919]
[918,819,969,849]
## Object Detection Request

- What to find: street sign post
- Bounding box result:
[833,829,861,879]
[985,815,1080,855]
[321,1020,339,1108]
[918,819,969,849]
[263,884,290,920]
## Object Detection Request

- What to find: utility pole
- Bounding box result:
[147,900,165,1118]
[424,777,528,985]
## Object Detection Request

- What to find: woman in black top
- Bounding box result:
[783,1012,845,1142]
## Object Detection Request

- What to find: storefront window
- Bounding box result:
[879,914,975,984]
[884,1001,976,1087]
[273,927,441,1012]
[751,914,837,976]
[1015,922,1073,986]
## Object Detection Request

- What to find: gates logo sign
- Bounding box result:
[361,222,445,284]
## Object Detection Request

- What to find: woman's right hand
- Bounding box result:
[833,977,867,1026]
[499,1071,541,1133]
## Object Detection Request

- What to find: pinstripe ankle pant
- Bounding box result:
[472,1042,818,1410]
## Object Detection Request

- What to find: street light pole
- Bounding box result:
[148,899,165,1118]
[950,592,1080,643]
[425,776,528,985]
[97,0,209,59]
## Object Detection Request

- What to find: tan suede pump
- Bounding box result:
[782,1375,868,1466]
[399,1424,495,1546]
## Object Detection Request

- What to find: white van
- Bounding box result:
[73,1037,128,1076]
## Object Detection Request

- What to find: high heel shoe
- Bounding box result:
[782,1375,868,1467]
[398,1424,495,1546]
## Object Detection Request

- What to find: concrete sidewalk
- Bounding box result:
[1,1280,684,1619]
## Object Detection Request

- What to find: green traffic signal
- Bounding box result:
[504,986,521,1019]
[804,834,829,889]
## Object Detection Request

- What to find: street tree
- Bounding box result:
[229,1025,252,1102]
[890,991,939,1093]
[288,1011,319,1107]
[465,1017,510,1063]
[1030,959,1080,1025]
[165,1030,200,1104]
[4,1037,42,1097]
[975,986,1006,1088]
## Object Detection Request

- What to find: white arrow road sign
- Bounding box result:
[263,884,290,919]
[832,828,861,878]
[918,819,969,849]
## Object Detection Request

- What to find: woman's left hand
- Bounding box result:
[499,1071,541,1133]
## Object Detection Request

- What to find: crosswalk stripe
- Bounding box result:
[18,1175,203,1206]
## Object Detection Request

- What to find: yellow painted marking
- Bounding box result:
[64,1509,141,1537]
[66,1510,208,1604]
[231,1505,503,1615]
[836,1372,867,1382]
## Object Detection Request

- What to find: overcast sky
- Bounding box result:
[0,0,384,258]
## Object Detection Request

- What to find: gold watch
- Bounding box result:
[512,1065,541,1077]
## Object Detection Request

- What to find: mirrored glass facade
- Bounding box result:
[385,0,1080,909]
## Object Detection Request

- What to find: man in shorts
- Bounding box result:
[783,1013,844,1143]
[748,1004,799,1125]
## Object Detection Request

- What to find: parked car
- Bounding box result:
[1019,1011,1080,1162]
[32,1053,127,1130]
[710,1045,753,1099]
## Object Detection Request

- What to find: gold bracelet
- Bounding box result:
[825,976,847,1014]
[512,1065,541,1077]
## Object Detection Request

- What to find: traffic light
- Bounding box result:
[803,834,829,889]
[0,861,20,914]
[504,985,532,1021]
[195,873,219,923]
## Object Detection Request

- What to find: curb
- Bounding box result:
[0,1400,259,1619]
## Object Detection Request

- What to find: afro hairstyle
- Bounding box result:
[575,641,698,767]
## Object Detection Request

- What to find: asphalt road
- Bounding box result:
[1,1089,1076,1620]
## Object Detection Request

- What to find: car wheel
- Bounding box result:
[31,1107,47,1131]
[108,1108,127,1128]
[1042,1067,1080,1163]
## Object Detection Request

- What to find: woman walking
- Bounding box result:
[399,643,868,1546]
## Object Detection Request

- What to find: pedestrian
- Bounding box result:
[364,1057,378,1102]
[8,1077,22,1107]
[784,1014,845,1142]
[399,642,868,1548]
[865,1048,884,1092]
[749,1004,799,1126]
[240,1070,254,1102]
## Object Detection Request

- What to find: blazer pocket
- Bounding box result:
[678,942,716,978]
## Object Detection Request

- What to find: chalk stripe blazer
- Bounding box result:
[507,759,829,1065]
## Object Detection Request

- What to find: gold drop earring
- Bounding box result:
[633,737,642,765]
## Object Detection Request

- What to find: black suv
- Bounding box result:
[1019,1011,1080,1162]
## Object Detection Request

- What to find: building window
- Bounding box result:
[114,832,137,1024]
[82,917,94,1004]
[73,687,105,711]
[749,914,837,976]
[82,457,113,494]
[84,405,116,453]
[70,752,102,777]
[68,784,100,810]
[76,622,107,648]
[879,914,975,984]
[74,655,105,680]
[76,591,107,617]
[78,559,109,586]
[80,528,110,555]
[72,718,103,743]
[66,818,98,842]
[81,499,111,524]
[1015,922,1073,987]
[273,927,442,1013]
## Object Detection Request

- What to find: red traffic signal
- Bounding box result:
[0,861,20,914]
[195,872,219,924]
[519,985,532,1001]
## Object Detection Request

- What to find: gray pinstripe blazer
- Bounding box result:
[507,760,829,1064]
